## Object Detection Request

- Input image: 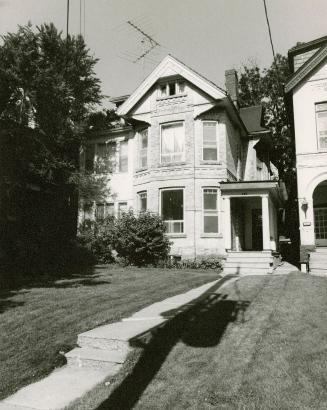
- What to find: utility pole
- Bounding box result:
[66,0,70,38]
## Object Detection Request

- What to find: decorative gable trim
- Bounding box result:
[285,44,327,93]
[117,55,226,116]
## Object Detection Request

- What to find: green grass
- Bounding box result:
[73,272,327,410]
[0,265,218,400]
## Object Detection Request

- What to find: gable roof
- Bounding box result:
[117,55,226,116]
[285,43,327,93]
[239,105,267,133]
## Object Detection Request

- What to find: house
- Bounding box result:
[285,35,327,273]
[81,55,286,273]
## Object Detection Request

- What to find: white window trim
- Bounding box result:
[160,121,185,164]
[202,120,219,162]
[315,102,327,152]
[118,139,128,173]
[159,187,185,236]
[202,187,220,236]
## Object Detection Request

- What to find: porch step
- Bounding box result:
[223,267,273,275]
[313,247,327,254]
[226,251,273,259]
[224,262,271,269]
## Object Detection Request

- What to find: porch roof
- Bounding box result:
[220,180,288,203]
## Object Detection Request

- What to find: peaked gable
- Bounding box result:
[117,55,226,116]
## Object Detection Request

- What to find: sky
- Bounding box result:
[1,0,327,105]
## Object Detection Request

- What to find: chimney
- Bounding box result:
[225,69,239,108]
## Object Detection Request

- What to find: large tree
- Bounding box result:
[0,23,103,270]
[238,55,298,248]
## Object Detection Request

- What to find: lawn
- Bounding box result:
[73,272,327,410]
[0,265,218,400]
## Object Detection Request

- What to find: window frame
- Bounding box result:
[118,201,128,217]
[160,121,185,164]
[137,191,147,212]
[95,202,115,221]
[160,187,185,235]
[202,188,220,235]
[158,80,186,98]
[202,120,219,162]
[315,102,327,151]
[138,129,148,169]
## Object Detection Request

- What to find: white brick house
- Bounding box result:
[285,36,327,272]
[81,55,286,266]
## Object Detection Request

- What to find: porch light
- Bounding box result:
[301,198,309,216]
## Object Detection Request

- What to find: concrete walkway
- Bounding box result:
[0,277,229,410]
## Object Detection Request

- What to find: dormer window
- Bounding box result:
[158,81,185,98]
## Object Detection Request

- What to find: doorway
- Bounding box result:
[252,209,263,250]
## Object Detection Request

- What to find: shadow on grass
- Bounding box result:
[97,277,250,410]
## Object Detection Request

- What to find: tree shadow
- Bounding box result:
[97,277,250,410]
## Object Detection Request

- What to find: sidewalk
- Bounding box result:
[0,276,230,410]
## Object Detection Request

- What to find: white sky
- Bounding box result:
[1,0,327,104]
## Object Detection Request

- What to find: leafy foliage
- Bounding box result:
[113,211,171,266]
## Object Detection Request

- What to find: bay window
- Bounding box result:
[203,188,219,233]
[119,141,128,172]
[202,121,218,161]
[95,142,115,174]
[138,191,147,212]
[161,122,185,163]
[161,189,184,234]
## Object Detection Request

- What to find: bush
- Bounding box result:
[77,216,115,263]
[113,210,171,266]
[161,256,223,270]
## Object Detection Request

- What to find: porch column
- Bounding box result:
[224,196,232,250]
[262,194,270,250]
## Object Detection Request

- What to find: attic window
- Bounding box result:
[159,81,185,98]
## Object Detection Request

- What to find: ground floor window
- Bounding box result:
[161,188,184,234]
[95,203,115,221]
[203,188,218,233]
[138,191,147,212]
[118,201,128,217]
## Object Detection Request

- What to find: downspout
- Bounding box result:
[193,118,197,260]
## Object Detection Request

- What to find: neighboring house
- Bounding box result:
[81,55,286,271]
[285,35,327,272]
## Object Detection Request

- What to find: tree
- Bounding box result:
[0,23,103,269]
[238,55,298,249]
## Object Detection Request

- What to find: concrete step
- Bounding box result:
[313,247,327,253]
[1,366,113,410]
[224,257,273,263]
[226,252,272,259]
[224,262,271,269]
[65,347,128,370]
[78,317,167,351]
[310,270,327,277]
[223,267,272,275]
[309,263,327,269]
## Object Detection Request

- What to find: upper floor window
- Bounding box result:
[96,142,116,173]
[138,191,147,212]
[202,121,218,161]
[161,122,185,163]
[203,188,219,233]
[161,188,184,234]
[316,102,327,150]
[138,129,148,168]
[159,81,185,98]
[119,140,128,172]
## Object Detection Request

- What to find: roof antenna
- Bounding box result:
[127,20,161,78]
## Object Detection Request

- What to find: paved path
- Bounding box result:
[0,277,228,410]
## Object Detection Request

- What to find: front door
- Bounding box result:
[314,207,327,246]
[252,209,263,250]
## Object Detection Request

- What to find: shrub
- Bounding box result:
[162,256,223,270]
[113,210,171,266]
[77,216,115,263]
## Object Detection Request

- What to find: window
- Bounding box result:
[138,129,148,168]
[203,189,219,233]
[95,142,115,174]
[256,156,263,180]
[202,121,218,161]
[316,102,327,149]
[95,203,115,221]
[161,122,184,163]
[161,189,184,234]
[118,202,128,217]
[119,141,128,172]
[159,81,185,98]
[138,191,147,212]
